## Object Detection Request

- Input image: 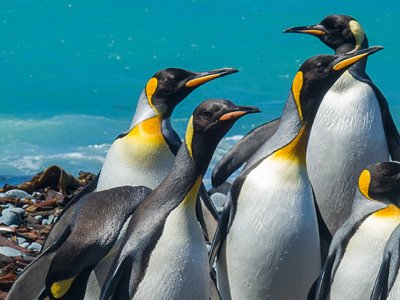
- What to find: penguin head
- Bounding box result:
[184,99,260,174]
[359,162,400,205]
[144,68,238,117]
[284,15,368,54]
[292,46,383,126]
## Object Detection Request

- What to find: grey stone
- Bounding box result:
[48,215,55,224]
[0,214,20,226]
[34,215,43,222]
[0,246,24,257]
[28,242,42,252]
[5,189,31,199]
[9,207,25,216]
[16,237,26,244]
[42,219,49,225]
[20,242,30,248]
[210,192,227,209]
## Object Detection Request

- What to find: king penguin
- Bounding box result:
[313,161,400,300]
[284,14,400,234]
[209,47,382,300]
[6,67,237,300]
[33,100,259,300]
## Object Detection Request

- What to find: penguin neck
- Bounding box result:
[126,114,166,146]
[270,93,309,165]
[153,144,203,211]
[130,90,160,129]
[335,36,369,75]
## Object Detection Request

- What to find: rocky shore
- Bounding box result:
[0,166,96,300]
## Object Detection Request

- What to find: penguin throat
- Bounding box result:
[181,176,203,207]
[272,126,307,164]
[127,115,165,145]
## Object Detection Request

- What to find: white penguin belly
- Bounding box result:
[218,157,320,300]
[97,137,175,191]
[329,206,400,299]
[307,72,389,234]
[134,202,209,300]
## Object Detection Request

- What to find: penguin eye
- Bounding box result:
[315,63,325,73]
[202,111,213,119]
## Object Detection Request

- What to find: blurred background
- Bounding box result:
[0,1,399,185]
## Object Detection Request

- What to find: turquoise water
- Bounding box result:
[1,1,399,185]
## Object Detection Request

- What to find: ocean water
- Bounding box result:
[1,1,399,186]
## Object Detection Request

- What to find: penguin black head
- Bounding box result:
[284,15,368,54]
[292,46,383,125]
[185,99,260,174]
[144,68,238,117]
[359,162,400,205]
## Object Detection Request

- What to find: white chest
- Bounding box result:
[97,137,175,191]
[134,202,209,300]
[219,157,320,300]
[330,209,400,299]
[307,72,389,232]
[308,72,387,159]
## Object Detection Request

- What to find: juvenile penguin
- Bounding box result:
[209,47,383,300]
[284,14,400,234]
[6,67,237,300]
[314,161,400,300]
[38,100,259,300]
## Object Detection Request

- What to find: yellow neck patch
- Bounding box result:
[349,20,365,52]
[50,277,75,299]
[272,126,307,164]
[373,204,400,218]
[185,116,194,158]
[359,169,372,200]
[145,77,158,112]
[182,176,202,206]
[127,115,165,145]
[292,71,304,121]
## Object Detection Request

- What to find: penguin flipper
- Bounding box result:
[350,72,400,161]
[375,89,400,161]
[197,184,219,243]
[211,118,281,187]
[42,174,99,251]
[209,192,235,268]
[100,255,133,300]
[371,224,400,300]
[312,188,332,265]
[45,186,152,299]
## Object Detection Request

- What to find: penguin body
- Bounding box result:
[218,130,319,299]
[307,70,388,232]
[210,47,383,299]
[97,100,259,300]
[315,162,400,300]
[285,14,400,234]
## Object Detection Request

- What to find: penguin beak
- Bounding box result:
[218,106,260,122]
[332,46,383,71]
[283,24,327,36]
[185,68,238,88]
